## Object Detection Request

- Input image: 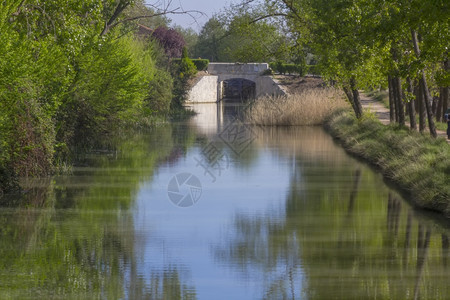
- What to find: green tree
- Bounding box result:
[194,17,229,61]
[0,0,187,192]
[247,0,449,128]
[223,12,291,62]
[175,26,199,58]
[171,47,197,110]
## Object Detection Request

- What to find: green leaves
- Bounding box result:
[194,5,293,63]
[0,0,174,185]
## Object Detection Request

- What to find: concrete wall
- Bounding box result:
[186,75,218,103]
[256,76,287,97]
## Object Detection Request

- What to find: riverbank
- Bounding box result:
[272,75,450,217]
[325,110,450,217]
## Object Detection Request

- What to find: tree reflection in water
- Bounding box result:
[0,125,198,299]
[213,156,450,299]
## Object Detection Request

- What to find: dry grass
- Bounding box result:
[247,88,348,125]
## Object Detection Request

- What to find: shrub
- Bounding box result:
[269,61,306,76]
[146,69,173,116]
[152,26,186,58]
[261,68,273,75]
[269,62,277,72]
[191,59,209,71]
[171,47,197,110]
[172,58,209,71]
[308,65,320,76]
[57,36,152,148]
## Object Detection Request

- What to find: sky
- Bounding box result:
[145,0,233,31]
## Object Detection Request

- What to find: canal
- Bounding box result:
[0,102,449,299]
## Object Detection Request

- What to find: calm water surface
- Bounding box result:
[1,102,449,299]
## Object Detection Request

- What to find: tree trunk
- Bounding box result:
[388,75,395,123]
[343,86,358,115]
[391,76,399,122]
[420,73,438,137]
[432,96,438,117]
[417,79,426,133]
[349,78,363,119]
[352,88,363,119]
[443,86,449,119]
[395,77,405,126]
[414,80,420,113]
[436,88,443,122]
[407,77,417,130]
[442,58,449,120]
[411,29,437,137]
[100,1,131,36]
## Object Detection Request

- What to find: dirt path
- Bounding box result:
[360,93,449,142]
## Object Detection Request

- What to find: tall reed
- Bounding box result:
[247,88,348,125]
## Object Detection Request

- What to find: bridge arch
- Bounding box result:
[221,78,256,100]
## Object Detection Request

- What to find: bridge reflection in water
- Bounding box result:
[188,102,249,137]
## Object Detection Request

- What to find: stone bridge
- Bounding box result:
[187,63,286,103]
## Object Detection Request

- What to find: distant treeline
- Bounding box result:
[269,62,320,77]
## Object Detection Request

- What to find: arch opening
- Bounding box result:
[221,78,256,101]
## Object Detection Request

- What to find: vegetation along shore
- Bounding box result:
[325,109,450,217]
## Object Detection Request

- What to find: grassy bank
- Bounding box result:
[247,88,347,125]
[325,110,450,216]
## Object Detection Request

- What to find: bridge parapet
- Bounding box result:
[207,63,269,75]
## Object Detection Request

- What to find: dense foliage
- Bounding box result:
[0,0,194,193]
[192,13,294,63]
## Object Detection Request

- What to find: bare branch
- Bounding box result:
[109,9,203,29]
[100,1,132,36]
[248,13,290,24]
[102,0,205,35]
